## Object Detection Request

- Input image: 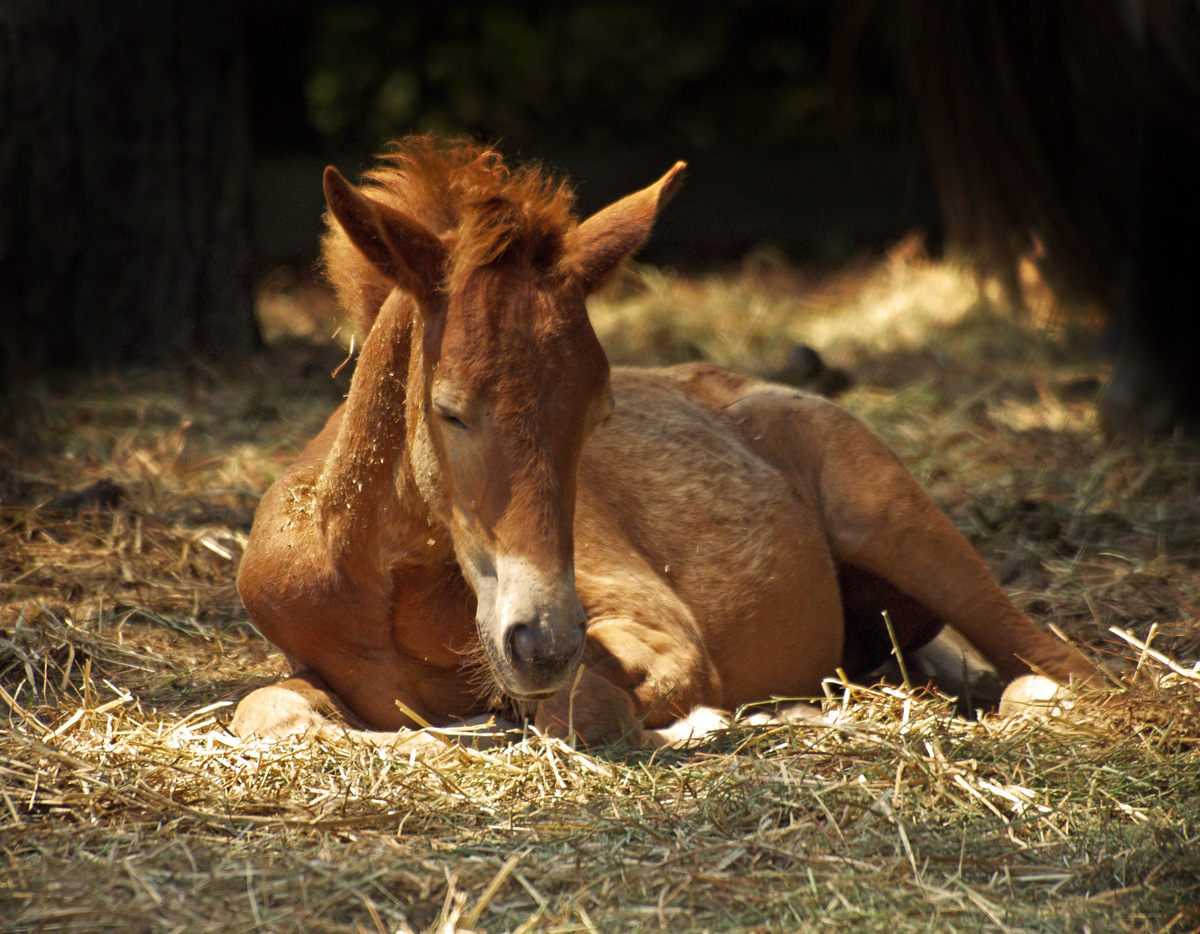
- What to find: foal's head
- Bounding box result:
[322,139,684,701]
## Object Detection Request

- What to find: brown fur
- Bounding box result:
[322,136,578,338]
[233,139,1100,748]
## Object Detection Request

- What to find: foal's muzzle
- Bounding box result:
[476,556,587,700]
[500,599,587,698]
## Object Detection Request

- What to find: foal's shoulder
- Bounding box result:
[256,403,347,514]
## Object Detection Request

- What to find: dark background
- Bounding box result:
[248,1,938,269]
[0,0,938,376]
[4,0,1198,439]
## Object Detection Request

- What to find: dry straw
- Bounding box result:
[2,251,1198,932]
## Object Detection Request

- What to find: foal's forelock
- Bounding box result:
[324,137,580,338]
[443,269,598,379]
[432,266,608,520]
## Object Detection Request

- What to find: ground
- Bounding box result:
[1,244,1198,933]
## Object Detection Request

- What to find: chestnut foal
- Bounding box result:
[233,138,1099,748]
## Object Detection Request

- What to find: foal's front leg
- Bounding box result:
[534,666,732,749]
[231,669,360,740]
[533,601,722,747]
[533,664,652,747]
[232,669,520,750]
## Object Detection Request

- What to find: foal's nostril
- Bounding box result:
[506,620,539,670]
[564,616,586,657]
[504,616,586,675]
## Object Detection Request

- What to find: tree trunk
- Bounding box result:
[0,0,258,379]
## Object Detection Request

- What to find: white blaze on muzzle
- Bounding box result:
[463,551,587,699]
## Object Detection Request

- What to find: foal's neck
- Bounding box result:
[315,293,436,567]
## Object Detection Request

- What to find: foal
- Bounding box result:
[233,138,1099,747]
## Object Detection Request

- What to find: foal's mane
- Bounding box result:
[322,137,578,336]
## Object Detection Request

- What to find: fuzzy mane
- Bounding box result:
[322,137,578,337]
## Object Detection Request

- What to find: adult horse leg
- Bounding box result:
[726,387,1102,694]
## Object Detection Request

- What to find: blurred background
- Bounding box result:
[2,0,1199,435]
[2,0,937,370]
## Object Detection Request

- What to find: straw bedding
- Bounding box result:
[2,252,1197,932]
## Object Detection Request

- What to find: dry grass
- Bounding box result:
[2,246,1198,933]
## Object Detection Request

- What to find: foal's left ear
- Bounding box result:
[571,161,686,294]
[323,166,446,300]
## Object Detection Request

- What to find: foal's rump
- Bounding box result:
[667,364,949,678]
[697,366,1099,690]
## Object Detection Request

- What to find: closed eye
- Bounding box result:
[435,405,469,430]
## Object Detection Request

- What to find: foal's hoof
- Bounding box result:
[998,675,1073,719]
[230,684,327,739]
[647,706,732,747]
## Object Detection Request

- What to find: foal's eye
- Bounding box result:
[435,406,468,431]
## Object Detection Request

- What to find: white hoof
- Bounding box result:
[230,684,327,740]
[998,674,1073,719]
[648,706,731,747]
[742,701,827,726]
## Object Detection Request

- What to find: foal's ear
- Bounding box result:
[572,161,686,294]
[323,166,446,300]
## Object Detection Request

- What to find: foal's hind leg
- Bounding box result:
[728,388,1100,688]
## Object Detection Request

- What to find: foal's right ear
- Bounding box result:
[323,167,446,300]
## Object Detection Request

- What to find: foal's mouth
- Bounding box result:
[488,655,581,703]
[502,687,559,702]
[458,630,576,708]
